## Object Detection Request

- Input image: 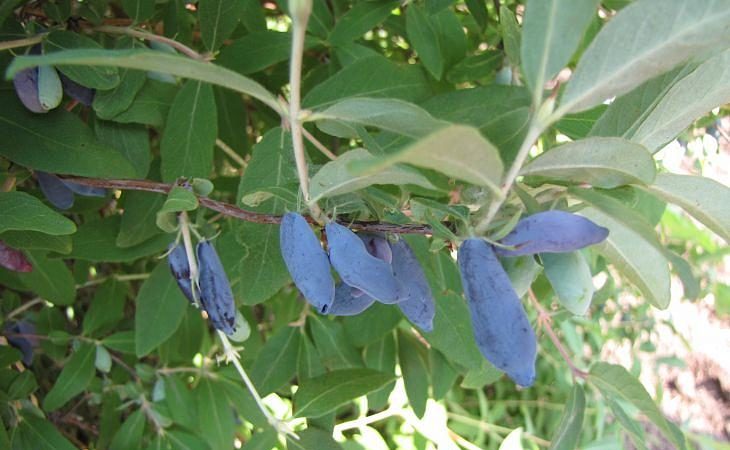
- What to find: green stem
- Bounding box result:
[288,1,324,222]
[0,34,45,52]
[474,122,544,235]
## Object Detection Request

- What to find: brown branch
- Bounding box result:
[61,177,435,235]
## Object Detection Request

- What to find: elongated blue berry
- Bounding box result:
[391,239,434,332]
[167,243,197,304]
[328,283,376,316]
[458,238,537,387]
[5,321,37,366]
[62,181,107,197]
[36,171,74,210]
[197,241,236,335]
[37,65,63,111]
[13,67,46,113]
[280,212,335,313]
[496,210,608,256]
[359,233,393,263]
[0,240,33,273]
[326,222,399,303]
[59,73,95,106]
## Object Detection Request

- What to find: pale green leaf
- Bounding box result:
[7,49,283,114]
[520,137,656,188]
[500,7,522,66]
[639,173,730,242]
[631,48,730,151]
[351,125,503,196]
[199,0,243,51]
[543,252,594,315]
[590,362,686,449]
[560,0,730,113]
[311,97,448,139]
[580,207,670,308]
[310,148,438,202]
[329,1,398,45]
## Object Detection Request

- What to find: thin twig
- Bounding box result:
[528,289,588,379]
[77,273,150,289]
[60,176,436,234]
[302,127,337,161]
[6,298,45,320]
[333,407,401,433]
[217,331,299,439]
[94,25,207,61]
[0,34,45,52]
[216,138,248,169]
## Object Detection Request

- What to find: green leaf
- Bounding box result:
[329,0,398,45]
[0,231,71,254]
[44,31,120,89]
[94,120,152,179]
[221,129,297,304]
[197,378,235,450]
[580,207,670,308]
[543,252,594,315]
[589,362,685,450]
[398,332,430,418]
[116,191,165,248]
[121,0,155,23]
[311,97,448,139]
[310,315,363,369]
[310,148,438,202]
[521,0,599,100]
[560,0,730,113]
[342,301,403,348]
[109,409,145,450]
[352,125,504,196]
[520,137,656,188]
[8,49,283,114]
[432,9,467,70]
[430,349,458,400]
[461,359,502,389]
[14,413,77,450]
[420,86,531,164]
[83,279,129,336]
[218,31,317,75]
[250,325,300,395]
[555,105,607,140]
[288,428,344,450]
[424,292,484,371]
[632,48,730,151]
[364,333,397,410]
[164,375,197,430]
[549,384,585,450]
[42,341,96,411]
[0,92,138,178]
[298,332,327,380]
[103,331,136,355]
[500,6,522,66]
[108,79,177,127]
[242,429,278,450]
[17,251,76,306]
[63,216,172,262]
[464,0,487,29]
[215,87,249,157]
[8,371,37,400]
[199,0,243,51]
[135,262,188,357]
[159,186,199,213]
[0,192,76,235]
[93,66,146,120]
[446,50,502,84]
[0,347,22,367]
[605,397,647,450]
[294,368,395,418]
[160,80,217,182]
[406,4,444,80]
[639,173,730,243]
[303,55,431,109]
